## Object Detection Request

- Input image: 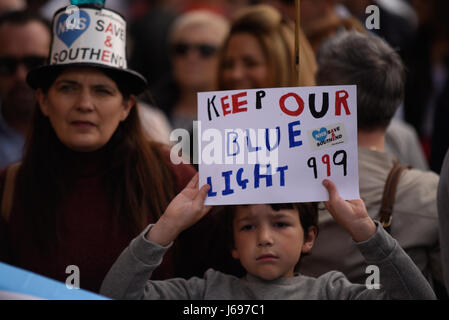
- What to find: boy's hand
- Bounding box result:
[322,179,376,242]
[147,173,211,246]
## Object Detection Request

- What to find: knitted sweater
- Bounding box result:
[0,147,196,293]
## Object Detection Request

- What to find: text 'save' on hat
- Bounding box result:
[27,5,147,95]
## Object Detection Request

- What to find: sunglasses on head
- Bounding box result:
[0,56,47,76]
[172,43,218,58]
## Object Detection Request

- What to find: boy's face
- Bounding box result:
[231,204,315,281]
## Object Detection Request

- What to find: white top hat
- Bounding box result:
[27,5,147,94]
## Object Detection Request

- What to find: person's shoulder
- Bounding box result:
[298,271,351,299]
[304,270,347,283]
[386,119,417,136]
[401,167,439,189]
[203,268,236,280]
[189,268,240,288]
[395,167,439,218]
[202,268,246,294]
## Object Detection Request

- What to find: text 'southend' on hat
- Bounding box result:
[27,5,147,95]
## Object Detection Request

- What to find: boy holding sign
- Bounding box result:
[100,174,435,300]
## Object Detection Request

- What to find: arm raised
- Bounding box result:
[148,173,211,246]
[322,179,376,242]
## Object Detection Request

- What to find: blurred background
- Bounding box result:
[0,0,448,173]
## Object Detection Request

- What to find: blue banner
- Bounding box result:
[0,262,109,300]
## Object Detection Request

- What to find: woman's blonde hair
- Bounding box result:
[217,4,317,89]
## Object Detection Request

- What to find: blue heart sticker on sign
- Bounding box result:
[312,127,328,142]
[56,10,90,48]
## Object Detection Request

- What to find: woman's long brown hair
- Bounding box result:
[16,70,175,252]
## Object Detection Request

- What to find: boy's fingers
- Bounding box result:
[195,183,210,205]
[322,179,339,201]
[186,173,199,189]
[200,183,210,198]
[195,184,212,217]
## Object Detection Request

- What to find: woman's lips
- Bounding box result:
[71,121,96,127]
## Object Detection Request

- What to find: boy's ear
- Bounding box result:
[231,248,240,260]
[301,226,317,254]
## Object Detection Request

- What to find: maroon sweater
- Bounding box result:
[0,148,196,293]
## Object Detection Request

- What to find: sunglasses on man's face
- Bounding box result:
[172,43,218,58]
[0,56,47,76]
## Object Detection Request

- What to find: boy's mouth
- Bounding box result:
[256,254,278,261]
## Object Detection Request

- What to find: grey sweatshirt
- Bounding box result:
[100,223,436,300]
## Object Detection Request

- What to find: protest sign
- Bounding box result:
[197,85,359,205]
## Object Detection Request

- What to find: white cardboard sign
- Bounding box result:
[198,85,359,205]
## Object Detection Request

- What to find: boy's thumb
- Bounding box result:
[322,179,338,200]
[198,184,211,202]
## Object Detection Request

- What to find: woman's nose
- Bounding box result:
[229,63,245,80]
[75,89,94,112]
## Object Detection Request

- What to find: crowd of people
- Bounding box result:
[0,0,448,300]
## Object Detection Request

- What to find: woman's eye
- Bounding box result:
[58,85,73,92]
[243,58,261,68]
[96,88,112,95]
[240,224,254,231]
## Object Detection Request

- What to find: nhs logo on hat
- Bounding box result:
[56,9,90,48]
[50,7,128,69]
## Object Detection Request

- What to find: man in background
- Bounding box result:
[0,11,50,169]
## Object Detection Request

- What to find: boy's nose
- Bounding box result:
[257,226,274,247]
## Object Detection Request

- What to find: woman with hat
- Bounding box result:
[0,3,197,293]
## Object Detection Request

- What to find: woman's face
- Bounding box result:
[37,67,134,152]
[220,32,271,90]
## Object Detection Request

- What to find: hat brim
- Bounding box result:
[26,63,148,95]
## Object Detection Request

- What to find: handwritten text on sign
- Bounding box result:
[198,85,359,205]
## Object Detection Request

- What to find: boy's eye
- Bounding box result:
[274,222,289,228]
